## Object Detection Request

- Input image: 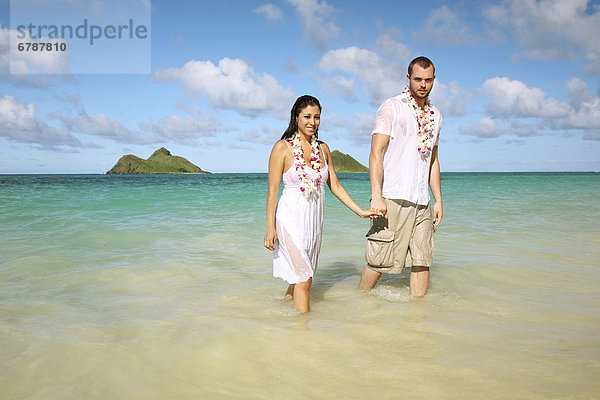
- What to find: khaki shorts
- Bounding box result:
[368,199,435,274]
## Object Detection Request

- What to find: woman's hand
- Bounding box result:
[357,208,383,219]
[264,228,278,250]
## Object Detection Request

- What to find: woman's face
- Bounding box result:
[296,105,321,138]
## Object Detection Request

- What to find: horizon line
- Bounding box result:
[1,170,599,175]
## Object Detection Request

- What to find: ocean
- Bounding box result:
[1,172,599,399]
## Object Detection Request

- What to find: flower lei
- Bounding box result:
[290,132,321,196]
[403,86,435,157]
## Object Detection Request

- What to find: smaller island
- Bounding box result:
[106,147,209,174]
[331,150,368,173]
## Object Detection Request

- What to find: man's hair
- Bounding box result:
[408,56,435,76]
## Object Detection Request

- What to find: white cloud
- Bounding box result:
[0,95,37,131]
[254,4,283,21]
[376,32,411,61]
[0,26,70,75]
[0,94,82,149]
[327,112,374,145]
[422,5,470,46]
[58,110,159,145]
[460,116,506,138]
[236,126,281,145]
[483,0,600,73]
[347,113,375,144]
[319,46,404,106]
[153,115,217,136]
[286,0,340,49]
[566,76,592,109]
[322,75,357,100]
[142,113,219,145]
[319,43,470,114]
[430,80,470,117]
[481,77,569,118]
[510,120,540,137]
[565,77,600,132]
[469,77,600,140]
[152,58,295,117]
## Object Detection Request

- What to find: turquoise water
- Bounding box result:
[1,173,599,399]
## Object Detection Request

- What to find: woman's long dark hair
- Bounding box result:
[281,95,321,140]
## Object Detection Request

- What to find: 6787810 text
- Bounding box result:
[17,42,67,52]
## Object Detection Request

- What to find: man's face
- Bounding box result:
[407,64,435,101]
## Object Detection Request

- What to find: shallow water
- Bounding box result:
[1,173,599,399]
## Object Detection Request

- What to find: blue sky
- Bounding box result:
[0,0,599,173]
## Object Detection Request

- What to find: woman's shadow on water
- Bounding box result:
[310,261,410,301]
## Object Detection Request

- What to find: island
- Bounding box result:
[106,147,209,174]
[331,150,368,173]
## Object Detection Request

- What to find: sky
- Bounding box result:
[0,0,599,173]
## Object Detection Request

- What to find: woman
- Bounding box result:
[264,95,374,313]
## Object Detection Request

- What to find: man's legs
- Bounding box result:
[360,200,434,295]
[410,266,429,297]
[358,266,382,291]
[360,265,429,295]
[409,201,434,297]
[360,198,404,292]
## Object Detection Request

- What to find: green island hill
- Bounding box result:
[106,147,209,174]
[330,150,368,173]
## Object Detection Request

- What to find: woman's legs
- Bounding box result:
[284,284,294,301]
[292,278,312,313]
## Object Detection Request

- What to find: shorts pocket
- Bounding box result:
[365,223,395,268]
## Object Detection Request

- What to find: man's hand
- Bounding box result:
[433,202,443,227]
[370,197,387,218]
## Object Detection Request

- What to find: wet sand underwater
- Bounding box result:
[1,173,599,399]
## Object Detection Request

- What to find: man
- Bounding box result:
[359,56,443,297]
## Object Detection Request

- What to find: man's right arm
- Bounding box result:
[369,133,390,217]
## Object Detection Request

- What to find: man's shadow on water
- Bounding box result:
[310,261,410,301]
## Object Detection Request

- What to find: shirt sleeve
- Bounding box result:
[372,99,395,138]
[434,110,442,146]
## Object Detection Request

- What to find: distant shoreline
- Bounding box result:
[106,171,211,175]
[1,171,598,176]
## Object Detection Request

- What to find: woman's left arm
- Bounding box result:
[322,143,372,218]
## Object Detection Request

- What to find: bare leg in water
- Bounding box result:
[410,266,429,297]
[359,265,430,298]
[358,266,382,291]
[284,284,294,301]
[283,278,312,313]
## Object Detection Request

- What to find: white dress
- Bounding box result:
[273,145,329,284]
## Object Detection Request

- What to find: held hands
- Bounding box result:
[369,197,387,219]
[357,208,384,219]
[357,208,382,218]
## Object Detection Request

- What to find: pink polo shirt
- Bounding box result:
[372,92,442,205]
